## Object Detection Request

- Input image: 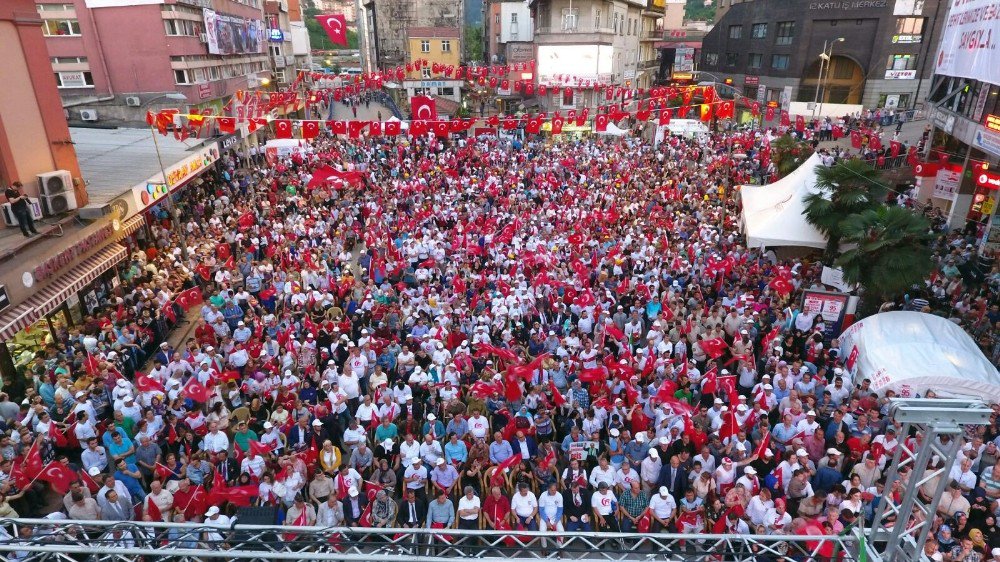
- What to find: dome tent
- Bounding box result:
[838,311,1000,401]
[740,153,828,249]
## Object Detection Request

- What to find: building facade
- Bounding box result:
[358,0,464,72]
[403,27,463,104]
[0,0,85,208]
[529,0,663,111]
[39,0,273,127]
[697,0,947,110]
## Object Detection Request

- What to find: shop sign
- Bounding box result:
[986,114,1000,133]
[219,133,242,152]
[976,169,1000,190]
[198,83,212,99]
[31,224,114,284]
[973,128,1000,158]
[132,144,220,209]
[0,284,8,314]
[932,109,955,134]
[884,69,916,79]
[808,0,887,9]
[744,75,759,86]
[891,34,922,43]
[933,168,962,200]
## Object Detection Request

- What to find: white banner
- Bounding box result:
[934,0,1000,84]
[932,168,961,201]
[821,266,857,292]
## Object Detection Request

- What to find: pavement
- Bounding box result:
[815,117,929,154]
[329,100,395,122]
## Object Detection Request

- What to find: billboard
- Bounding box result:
[203,9,265,56]
[675,47,695,72]
[537,45,613,84]
[934,0,1000,85]
[801,290,850,340]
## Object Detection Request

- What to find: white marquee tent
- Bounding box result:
[596,122,628,136]
[741,153,828,249]
[839,311,1000,401]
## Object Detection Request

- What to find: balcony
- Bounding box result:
[640,59,660,70]
[641,29,663,41]
[534,26,616,45]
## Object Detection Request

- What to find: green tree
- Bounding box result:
[835,205,934,312]
[804,159,888,260]
[304,7,359,51]
[769,135,814,178]
[464,25,484,64]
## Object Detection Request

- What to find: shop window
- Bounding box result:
[42,19,81,36]
[886,54,918,71]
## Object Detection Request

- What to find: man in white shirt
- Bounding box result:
[456,486,481,530]
[538,481,564,532]
[589,457,616,489]
[510,483,539,530]
[591,481,620,532]
[648,486,676,532]
[202,423,229,454]
[763,498,792,534]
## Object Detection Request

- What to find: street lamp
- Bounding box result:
[144,92,191,262]
[816,38,844,118]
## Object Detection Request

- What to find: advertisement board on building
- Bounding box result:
[933,168,962,200]
[801,290,850,340]
[57,72,91,88]
[934,0,1000,85]
[506,42,534,63]
[131,144,220,210]
[537,45,613,84]
[675,47,695,73]
[203,9,265,56]
[884,69,916,80]
[973,129,1000,158]
[893,0,924,14]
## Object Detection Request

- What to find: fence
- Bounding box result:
[0,518,867,562]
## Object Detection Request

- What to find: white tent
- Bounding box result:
[839,311,1000,401]
[386,116,409,130]
[740,153,828,249]
[597,122,628,136]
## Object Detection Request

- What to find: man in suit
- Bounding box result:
[214,452,240,485]
[657,454,689,502]
[509,430,538,460]
[397,488,426,528]
[286,416,315,452]
[562,481,593,532]
[342,486,368,526]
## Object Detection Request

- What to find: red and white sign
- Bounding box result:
[933,168,962,201]
[198,83,211,99]
[976,169,1000,190]
[934,0,1000,85]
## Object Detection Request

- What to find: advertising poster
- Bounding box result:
[203,9,265,56]
[801,290,849,340]
[934,0,1000,85]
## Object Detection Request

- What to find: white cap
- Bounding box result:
[737,404,747,411]
[796,448,808,456]
[116,379,128,388]
[427,413,436,421]
[312,419,323,426]
[827,448,841,456]
[435,458,445,465]
[807,410,816,416]
[721,369,730,375]
[382,439,394,449]
[88,466,101,476]
[659,436,669,445]
[763,384,773,390]
[736,443,746,451]
[744,467,757,475]
[411,457,422,463]
[263,422,273,429]
[348,486,359,497]
[609,428,620,437]
[648,449,659,458]
[75,391,86,398]
[764,449,775,457]
[714,398,723,404]
[206,506,220,516]
[659,486,670,496]
[635,432,646,443]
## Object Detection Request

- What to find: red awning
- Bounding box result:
[654,41,702,49]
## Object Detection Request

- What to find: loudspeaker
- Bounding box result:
[233,505,280,546]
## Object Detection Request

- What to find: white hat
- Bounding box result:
[348,486,359,497]
[116,379,128,388]
[659,436,669,445]
[88,466,101,476]
[807,410,816,416]
[284,370,293,377]
[763,384,773,390]
[648,449,659,458]
[827,448,841,456]
[436,342,444,349]
[796,448,808,456]
[160,342,169,348]
[736,443,746,451]
[382,439,394,449]
[75,391,87,399]
[435,458,445,465]
[411,457,422,463]
[737,404,747,411]
[659,486,670,496]
[427,413,436,421]
[714,398,723,404]
[721,369,730,375]
[263,422,273,429]
[764,449,775,457]
[635,432,646,443]
[206,506,220,516]
[609,428,620,437]
[312,419,323,426]
[744,467,757,475]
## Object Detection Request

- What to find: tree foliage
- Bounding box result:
[770,135,814,179]
[804,159,888,259]
[304,6,359,51]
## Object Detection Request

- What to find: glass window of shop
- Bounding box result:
[928,77,1000,125]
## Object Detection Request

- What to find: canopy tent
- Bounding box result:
[740,153,828,249]
[839,311,1000,401]
[386,116,409,130]
[596,122,628,136]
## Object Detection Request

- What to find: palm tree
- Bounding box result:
[804,159,889,259]
[835,205,934,312]
[770,135,813,178]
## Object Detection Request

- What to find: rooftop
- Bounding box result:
[70,127,211,208]
[408,27,461,39]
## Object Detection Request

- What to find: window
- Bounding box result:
[729,25,742,39]
[441,40,451,52]
[53,71,93,88]
[163,19,200,36]
[269,44,281,58]
[50,56,87,64]
[748,53,762,69]
[775,21,794,45]
[511,13,517,23]
[421,68,431,79]
[725,52,738,66]
[42,19,81,36]
[495,14,500,24]
[37,3,75,11]
[562,8,578,30]
[743,86,758,98]
[174,69,192,84]
[771,54,789,70]
[420,40,430,52]
[440,87,455,96]
[894,17,925,42]
[561,88,575,108]
[705,53,719,66]
[751,23,767,38]
[886,53,919,71]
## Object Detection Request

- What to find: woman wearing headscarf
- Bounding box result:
[370,489,397,528]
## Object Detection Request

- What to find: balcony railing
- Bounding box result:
[535,26,615,35]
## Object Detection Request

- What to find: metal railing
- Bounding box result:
[0,518,867,561]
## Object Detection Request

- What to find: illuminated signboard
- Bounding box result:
[986,114,1000,133]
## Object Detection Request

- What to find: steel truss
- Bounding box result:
[869,399,993,562]
[0,518,863,562]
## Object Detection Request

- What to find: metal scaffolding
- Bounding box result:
[868,399,993,562]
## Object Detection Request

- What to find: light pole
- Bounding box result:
[817,38,844,118]
[144,92,191,262]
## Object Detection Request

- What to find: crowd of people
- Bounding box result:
[1,115,999,560]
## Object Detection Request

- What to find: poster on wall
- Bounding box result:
[801,290,850,340]
[934,0,1000,85]
[932,168,961,201]
[203,9,265,56]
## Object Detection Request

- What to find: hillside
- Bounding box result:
[685,0,716,21]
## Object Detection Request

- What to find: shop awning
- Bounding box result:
[27,244,129,317]
[117,214,146,238]
[0,303,41,342]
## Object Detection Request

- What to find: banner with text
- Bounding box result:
[934,0,1000,85]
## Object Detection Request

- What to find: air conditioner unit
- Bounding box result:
[3,198,44,226]
[37,170,73,196]
[199,32,209,43]
[80,109,98,121]
[41,191,79,216]
[125,96,142,107]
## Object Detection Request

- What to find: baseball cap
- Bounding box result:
[206,506,220,516]
[659,486,670,496]
[796,448,808,456]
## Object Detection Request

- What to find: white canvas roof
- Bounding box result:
[741,153,828,249]
[597,122,628,136]
[839,311,1000,402]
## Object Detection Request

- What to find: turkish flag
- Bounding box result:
[765,106,776,121]
[301,120,320,139]
[410,95,437,120]
[409,120,428,136]
[701,367,719,395]
[22,441,43,475]
[851,130,863,149]
[183,377,210,402]
[770,277,793,295]
[551,115,564,135]
[636,108,651,121]
[432,120,450,137]
[595,114,609,132]
[39,462,77,494]
[348,120,367,138]
[369,121,382,135]
[869,134,882,150]
[136,374,164,393]
[701,337,728,359]
[274,119,293,139]
[217,117,236,134]
[751,102,760,117]
[249,439,276,458]
[890,140,902,158]
[502,117,517,130]
[907,146,919,167]
[525,116,541,134]
[795,115,805,132]
[548,380,566,406]
[658,108,672,126]
[316,14,348,46]
[780,110,791,126]
[384,121,401,136]
[718,101,735,119]
[577,108,589,127]
[331,120,347,135]
[832,125,844,139]
[913,161,940,177]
